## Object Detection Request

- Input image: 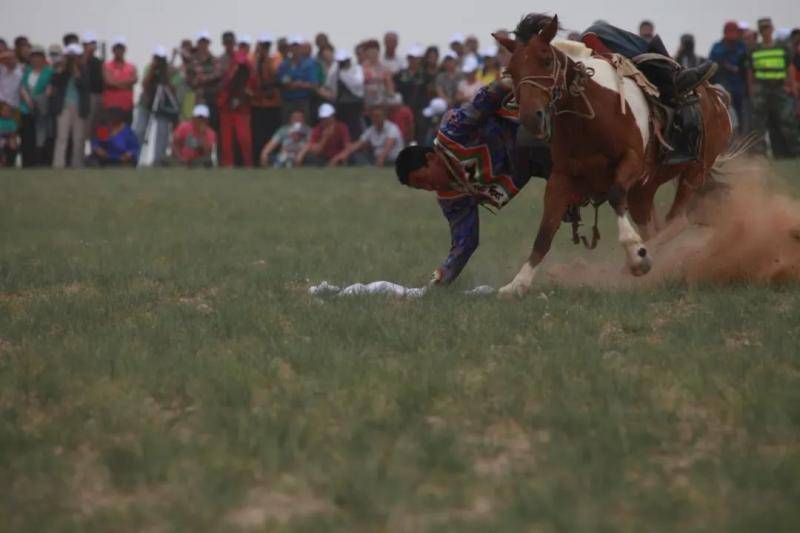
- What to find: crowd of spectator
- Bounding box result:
[0,17,799,169]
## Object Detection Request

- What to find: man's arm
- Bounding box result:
[432,196,480,286]
[330,139,366,166]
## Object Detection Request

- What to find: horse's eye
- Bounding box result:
[543,59,553,68]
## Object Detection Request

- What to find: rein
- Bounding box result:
[512,47,597,121]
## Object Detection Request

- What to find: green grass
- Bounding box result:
[1,162,800,532]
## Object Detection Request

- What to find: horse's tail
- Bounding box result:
[711,131,762,178]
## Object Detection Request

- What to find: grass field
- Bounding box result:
[2,162,800,532]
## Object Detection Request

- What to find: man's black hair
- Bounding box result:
[639,20,654,29]
[0,38,7,48]
[222,31,235,42]
[514,13,558,44]
[395,145,434,185]
[62,33,79,46]
[14,35,29,47]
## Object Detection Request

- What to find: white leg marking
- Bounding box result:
[618,214,652,276]
[499,262,539,297]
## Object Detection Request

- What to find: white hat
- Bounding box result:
[479,44,498,57]
[775,27,791,41]
[443,51,457,61]
[461,56,480,73]
[450,32,465,44]
[110,35,126,48]
[289,122,305,134]
[257,32,274,44]
[405,44,424,58]
[737,21,750,30]
[334,49,352,62]
[288,34,305,46]
[152,45,168,59]
[196,30,212,42]
[318,103,336,119]
[192,104,210,118]
[65,43,83,56]
[81,31,98,44]
[423,97,448,118]
[238,34,253,46]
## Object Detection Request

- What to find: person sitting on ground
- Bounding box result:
[0,100,19,166]
[87,107,139,166]
[329,106,403,167]
[171,104,216,167]
[296,102,350,166]
[271,122,309,168]
[259,109,310,166]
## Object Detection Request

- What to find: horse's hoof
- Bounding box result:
[630,255,653,277]
[498,284,526,299]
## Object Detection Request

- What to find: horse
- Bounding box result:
[494,14,733,296]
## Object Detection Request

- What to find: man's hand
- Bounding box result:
[93,147,108,159]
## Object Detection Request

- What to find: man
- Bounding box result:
[710,22,749,132]
[297,102,350,166]
[81,31,104,138]
[217,50,256,167]
[330,106,403,167]
[219,31,237,74]
[171,104,216,167]
[187,31,222,131]
[382,32,406,75]
[749,17,799,158]
[321,49,365,140]
[393,80,551,286]
[449,33,466,61]
[277,36,319,120]
[259,109,309,166]
[251,33,282,166]
[0,46,23,118]
[52,43,90,168]
[88,106,139,166]
[639,20,655,43]
[394,45,429,144]
[14,36,31,65]
[102,36,137,124]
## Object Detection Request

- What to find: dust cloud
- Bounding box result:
[544,160,800,288]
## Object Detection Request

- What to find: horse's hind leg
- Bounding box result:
[499,173,571,297]
[610,150,652,276]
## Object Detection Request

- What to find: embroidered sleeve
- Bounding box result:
[438,81,511,145]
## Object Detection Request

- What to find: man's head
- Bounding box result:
[723,21,741,42]
[315,33,331,51]
[449,33,465,56]
[0,101,12,119]
[384,32,399,55]
[465,35,479,54]
[639,20,655,42]
[110,36,126,61]
[29,46,46,69]
[442,52,457,72]
[192,104,210,129]
[318,103,336,125]
[758,18,774,41]
[363,39,380,63]
[395,146,452,191]
[257,33,274,54]
[196,30,211,53]
[62,33,79,47]
[238,34,252,55]
[369,106,386,128]
[222,31,236,54]
[14,36,30,62]
[289,110,305,125]
[82,32,98,56]
[0,39,7,54]
[680,34,695,53]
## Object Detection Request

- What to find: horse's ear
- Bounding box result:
[541,15,559,43]
[493,33,517,53]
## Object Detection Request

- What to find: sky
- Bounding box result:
[2,0,797,71]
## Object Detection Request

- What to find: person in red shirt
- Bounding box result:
[297,103,351,166]
[102,36,138,124]
[217,50,257,167]
[171,104,216,167]
[387,96,415,145]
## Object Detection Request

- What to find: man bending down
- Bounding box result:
[394,80,552,286]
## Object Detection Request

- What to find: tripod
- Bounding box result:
[137,84,180,167]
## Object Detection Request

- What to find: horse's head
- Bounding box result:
[495,14,562,139]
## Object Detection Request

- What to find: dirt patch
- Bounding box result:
[227,487,333,529]
[545,162,800,288]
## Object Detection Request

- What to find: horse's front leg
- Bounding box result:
[610,150,652,276]
[499,173,571,297]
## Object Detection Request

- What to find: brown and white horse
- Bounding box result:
[495,15,733,296]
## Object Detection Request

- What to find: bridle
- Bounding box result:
[509,45,597,121]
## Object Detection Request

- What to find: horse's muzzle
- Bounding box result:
[521,108,551,140]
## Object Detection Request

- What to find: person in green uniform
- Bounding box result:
[749,17,799,158]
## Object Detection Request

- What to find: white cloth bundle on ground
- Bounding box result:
[309,281,496,299]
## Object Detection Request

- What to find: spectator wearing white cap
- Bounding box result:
[259,109,309,166]
[277,35,320,121]
[435,52,462,107]
[456,56,483,105]
[463,35,480,65]
[170,104,216,167]
[395,44,432,145]
[321,48,365,139]
[102,36,137,124]
[187,30,222,131]
[382,32,406,75]
[477,45,501,85]
[297,102,351,166]
[238,35,253,56]
[51,43,91,168]
[420,97,448,145]
[449,33,466,61]
[81,31,104,139]
[330,106,403,167]
[133,46,179,166]
[251,33,283,166]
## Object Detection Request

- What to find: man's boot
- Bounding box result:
[675,62,718,96]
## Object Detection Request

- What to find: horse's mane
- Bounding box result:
[514,13,560,44]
